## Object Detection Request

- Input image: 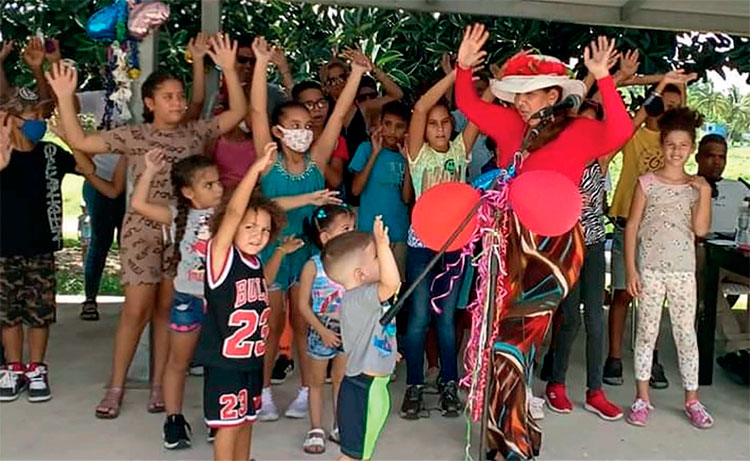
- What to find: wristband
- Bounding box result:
[651,90,662,98]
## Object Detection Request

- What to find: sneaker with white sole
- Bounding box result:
[25,363,51,402]
[259,387,279,422]
[284,387,309,419]
[0,363,26,402]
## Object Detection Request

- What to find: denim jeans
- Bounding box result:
[404,246,463,385]
[551,241,606,390]
[83,182,125,301]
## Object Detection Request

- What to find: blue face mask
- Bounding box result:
[20,119,47,144]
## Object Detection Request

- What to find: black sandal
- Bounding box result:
[80,300,100,321]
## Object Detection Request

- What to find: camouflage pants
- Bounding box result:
[0,254,56,327]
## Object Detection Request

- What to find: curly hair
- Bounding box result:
[658,107,704,144]
[210,191,287,246]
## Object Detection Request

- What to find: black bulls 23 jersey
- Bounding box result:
[196,241,271,370]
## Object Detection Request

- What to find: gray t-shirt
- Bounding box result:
[170,206,214,296]
[341,284,397,377]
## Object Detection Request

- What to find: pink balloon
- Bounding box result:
[508,170,582,236]
[128,1,170,39]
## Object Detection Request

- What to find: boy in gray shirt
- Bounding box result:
[322,216,400,461]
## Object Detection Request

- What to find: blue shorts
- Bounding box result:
[338,374,391,460]
[169,291,205,333]
[306,315,344,360]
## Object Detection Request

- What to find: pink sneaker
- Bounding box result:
[626,398,652,427]
[684,400,714,429]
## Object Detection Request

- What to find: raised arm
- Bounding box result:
[249,37,275,157]
[207,33,246,135]
[45,62,110,154]
[183,33,210,121]
[455,25,524,161]
[270,47,295,96]
[461,86,494,156]
[576,37,633,157]
[373,216,400,301]
[351,131,381,197]
[0,41,13,98]
[85,155,127,199]
[130,149,173,225]
[310,53,371,170]
[631,69,697,130]
[210,142,275,275]
[23,38,52,104]
[409,71,456,159]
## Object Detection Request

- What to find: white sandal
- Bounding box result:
[329,424,340,444]
[303,428,326,454]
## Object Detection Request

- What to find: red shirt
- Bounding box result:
[332,135,350,161]
[455,67,632,185]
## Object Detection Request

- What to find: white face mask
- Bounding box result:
[238,120,250,133]
[277,126,314,152]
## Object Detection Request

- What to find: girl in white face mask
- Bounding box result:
[248,36,372,428]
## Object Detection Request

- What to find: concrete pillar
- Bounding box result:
[202,0,222,113]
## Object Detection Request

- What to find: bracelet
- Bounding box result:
[651,90,662,98]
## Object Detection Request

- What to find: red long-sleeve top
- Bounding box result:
[455,66,633,185]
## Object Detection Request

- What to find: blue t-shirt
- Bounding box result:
[349,142,408,242]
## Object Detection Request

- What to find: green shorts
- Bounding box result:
[337,374,391,460]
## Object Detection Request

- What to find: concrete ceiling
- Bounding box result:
[304,0,750,35]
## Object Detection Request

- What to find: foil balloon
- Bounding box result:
[86,0,128,41]
[128,1,170,39]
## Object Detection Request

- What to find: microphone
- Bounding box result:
[533,94,583,119]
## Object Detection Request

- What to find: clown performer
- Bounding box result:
[452,25,632,459]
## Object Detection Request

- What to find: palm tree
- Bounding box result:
[688,81,731,123]
[723,87,750,144]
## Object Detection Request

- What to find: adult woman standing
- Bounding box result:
[454,25,632,459]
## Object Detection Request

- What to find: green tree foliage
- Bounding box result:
[2,0,749,100]
[689,81,750,144]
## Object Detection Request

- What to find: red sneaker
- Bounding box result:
[584,388,623,421]
[545,382,572,413]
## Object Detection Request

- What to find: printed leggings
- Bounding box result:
[634,270,699,391]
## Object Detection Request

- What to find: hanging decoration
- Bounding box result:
[84,0,171,129]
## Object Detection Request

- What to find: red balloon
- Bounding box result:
[509,170,581,236]
[412,182,480,252]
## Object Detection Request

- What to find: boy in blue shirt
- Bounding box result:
[349,101,413,278]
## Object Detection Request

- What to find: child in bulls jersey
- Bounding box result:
[196,142,302,461]
[298,204,356,454]
[321,217,401,461]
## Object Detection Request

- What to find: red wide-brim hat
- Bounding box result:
[490,51,586,103]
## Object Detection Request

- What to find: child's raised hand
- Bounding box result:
[251,142,277,173]
[144,148,166,173]
[251,36,273,64]
[662,68,698,85]
[22,36,44,69]
[207,32,237,71]
[342,48,373,75]
[269,46,290,71]
[44,37,61,64]
[320,328,341,349]
[308,189,342,206]
[618,49,640,79]
[187,32,211,61]
[0,41,14,63]
[44,61,78,98]
[396,140,409,160]
[369,125,383,156]
[626,269,642,298]
[278,236,304,255]
[373,215,390,246]
[457,24,489,70]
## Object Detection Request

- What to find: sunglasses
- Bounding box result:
[356,92,377,103]
[237,56,256,65]
[302,99,329,111]
[325,75,346,87]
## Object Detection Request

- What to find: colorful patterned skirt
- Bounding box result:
[486,213,585,459]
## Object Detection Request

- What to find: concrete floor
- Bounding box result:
[1,299,749,460]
